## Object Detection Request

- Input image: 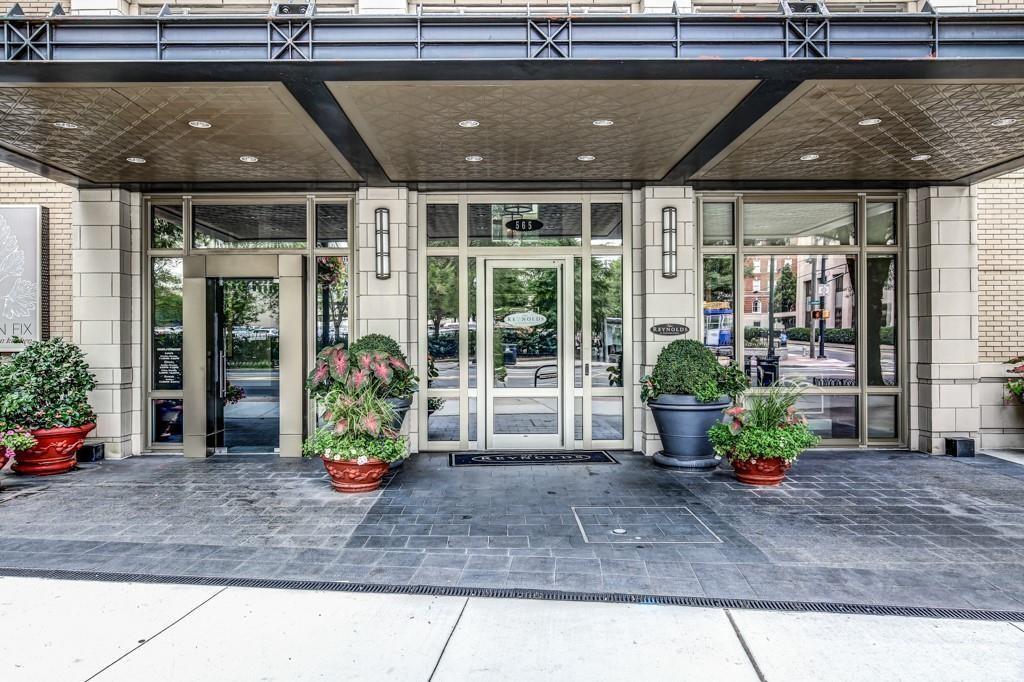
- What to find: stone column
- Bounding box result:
[72,188,142,459]
[908,186,980,454]
[636,186,697,455]
[69,0,130,15]
[355,187,420,452]
[356,0,406,14]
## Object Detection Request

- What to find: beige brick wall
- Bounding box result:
[1,0,55,13]
[0,163,74,340]
[977,0,1024,11]
[976,170,1024,363]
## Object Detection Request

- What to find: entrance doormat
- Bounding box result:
[449,451,619,467]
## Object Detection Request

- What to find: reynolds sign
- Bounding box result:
[0,206,46,350]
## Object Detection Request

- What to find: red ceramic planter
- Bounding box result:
[730,457,791,486]
[13,423,96,476]
[321,457,389,493]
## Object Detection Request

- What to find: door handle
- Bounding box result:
[585,363,590,376]
[219,351,227,398]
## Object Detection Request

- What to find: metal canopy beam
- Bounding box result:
[1,12,1023,64]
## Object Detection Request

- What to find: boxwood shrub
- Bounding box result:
[642,339,747,404]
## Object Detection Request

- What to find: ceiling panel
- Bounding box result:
[328,80,758,182]
[695,80,1024,182]
[0,83,359,183]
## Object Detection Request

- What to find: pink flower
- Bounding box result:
[333,419,348,433]
[361,413,380,435]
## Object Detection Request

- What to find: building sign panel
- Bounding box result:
[154,346,183,390]
[651,323,689,336]
[0,206,44,350]
[505,218,544,232]
[505,311,547,327]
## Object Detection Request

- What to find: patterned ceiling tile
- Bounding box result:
[0,84,359,183]
[328,80,758,181]
[695,80,1024,182]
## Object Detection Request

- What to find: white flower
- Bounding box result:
[356,455,369,466]
[324,448,333,456]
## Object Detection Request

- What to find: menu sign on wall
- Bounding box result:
[154,347,183,390]
[0,206,44,351]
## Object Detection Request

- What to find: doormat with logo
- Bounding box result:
[448,451,619,467]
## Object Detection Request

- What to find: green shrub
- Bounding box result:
[641,339,747,404]
[0,339,96,430]
[707,383,820,463]
[349,333,405,362]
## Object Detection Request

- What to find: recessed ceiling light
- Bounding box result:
[188,120,212,129]
[465,155,483,162]
[799,153,820,161]
[911,154,932,161]
[125,156,146,164]
[239,155,259,163]
[577,155,596,162]
[458,120,480,128]
[858,118,881,126]
[992,117,1017,127]
[592,119,614,127]
[53,121,79,130]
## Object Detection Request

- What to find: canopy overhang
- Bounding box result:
[4,9,1024,190]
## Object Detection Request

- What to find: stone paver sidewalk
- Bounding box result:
[1,450,1023,611]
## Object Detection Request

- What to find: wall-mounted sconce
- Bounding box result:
[375,207,391,280]
[662,206,677,279]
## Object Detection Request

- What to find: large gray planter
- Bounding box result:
[386,396,412,470]
[648,394,730,471]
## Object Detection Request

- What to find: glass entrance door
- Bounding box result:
[206,277,281,453]
[484,259,570,449]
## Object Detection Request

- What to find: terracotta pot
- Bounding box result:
[730,457,791,486]
[321,456,389,493]
[13,423,96,476]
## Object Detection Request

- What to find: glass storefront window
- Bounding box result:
[867,254,897,386]
[867,202,897,246]
[193,203,307,249]
[468,258,477,389]
[591,203,623,246]
[427,204,458,247]
[315,256,349,352]
[591,255,623,388]
[798,393,858,440]
[702,202,735,246]
[427,256,459,389]
[868,394,899,439]
[469,203,582,247]
[743,202,856,247]
[316,203,348,248]
[152,399,183,443]
[593,396,624,441]
[151,204,184,249]
[702,255,735,362]
[151,258,183,390]
[427,397,459,442]
[743,255,857,387]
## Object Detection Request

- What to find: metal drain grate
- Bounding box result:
[1,566,1021,623]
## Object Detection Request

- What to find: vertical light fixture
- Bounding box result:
[662,206,677,279]
[375,207,391,280]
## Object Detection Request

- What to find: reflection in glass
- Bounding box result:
[193,204,307,249]
[868,394,898,439]
[316,203,349,248]
[468,258,477,389]
[469,398,477,442]
[591,255,623,388]
[493,397,559,434]
[151,204,184,249]
[743,203,856,246]
[575,396,583,441]
[743,255,857,387]
[798,393,857,439]
[703,255,735,361]
[591,203,623,246]
[593,396,624,441]
[575,257,582,389]
[427,256,459,389]
[152,258,183,390]
[867,202,897,246]
[316,256,349,352]
[469,203,582,247]
[152,399,183,443]
[427,204,459,247]
[702,202,734,246]
[427,397,459,442]
[492,267,559,389]
[867,255,897,386]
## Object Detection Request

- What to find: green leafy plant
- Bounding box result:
[349,333,403,359]
[302,430,407,464]
[1005,355,1024,405]
[0,339,96,430]
[224,383,246,405]
[640,339,747,404]
[307,337,418,401]
[708,383,820,463]
[1,427,36,458]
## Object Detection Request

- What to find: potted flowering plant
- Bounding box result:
[303,353,407,493]
[1,427,36,472]
[708,383,820,486]
[0,339,96,475]
[225,382,246,405]
[1003,355,1024,405]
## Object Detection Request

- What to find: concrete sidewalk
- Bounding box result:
[2,577,1022,682]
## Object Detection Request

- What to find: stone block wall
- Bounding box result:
[0,164,74,340]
